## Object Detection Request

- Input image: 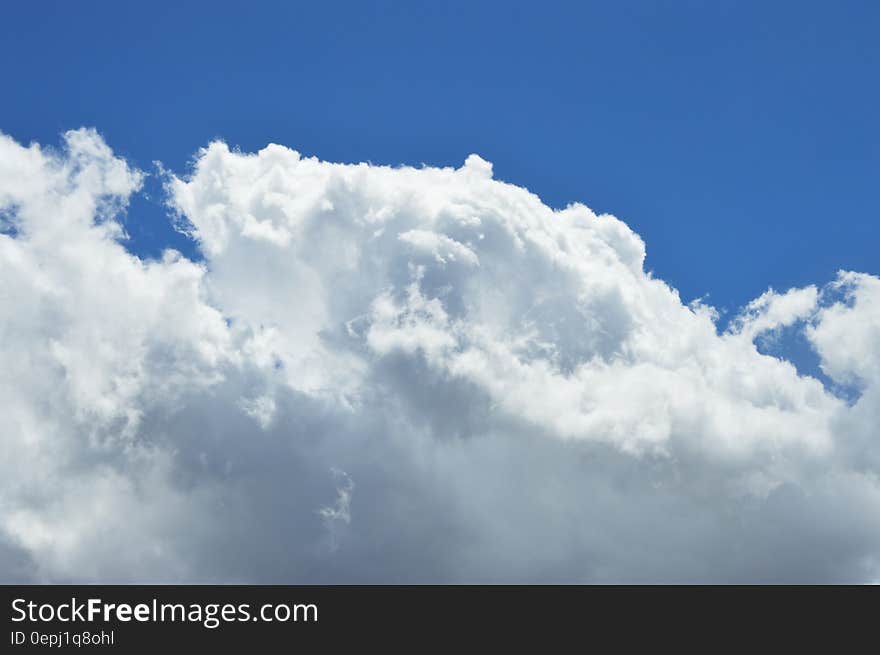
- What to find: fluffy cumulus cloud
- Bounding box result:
[1,128,879,582]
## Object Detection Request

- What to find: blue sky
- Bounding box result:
[5,2,880,585]
[1,0,877,313]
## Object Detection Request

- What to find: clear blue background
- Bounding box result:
[1,0,877,315]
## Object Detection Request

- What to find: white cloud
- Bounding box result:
[730,285,819,340]
[808,272,880,388]
[1,129,879,582]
